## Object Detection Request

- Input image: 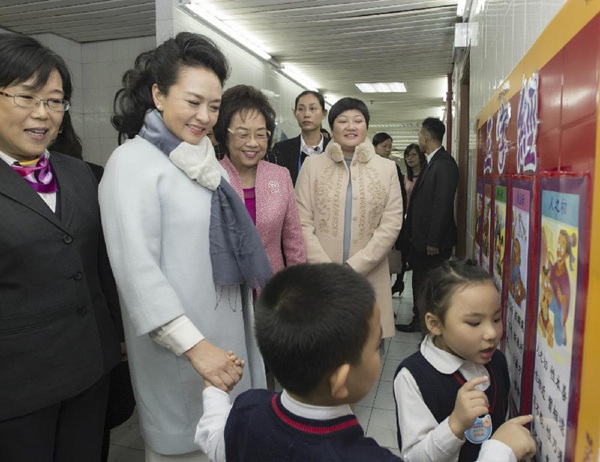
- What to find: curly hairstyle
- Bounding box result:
[112,32,230,143]
[212,84,276,153]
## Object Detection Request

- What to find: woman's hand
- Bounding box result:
[184,340,244,392]
[448,376,490,438]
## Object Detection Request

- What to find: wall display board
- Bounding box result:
[474,179,484,266]
[505,178,536,415]
[532,176,589,462]
[482,182,493,274]
[492,181,508,290]
[472,2,600,459]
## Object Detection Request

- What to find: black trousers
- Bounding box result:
[0,374,110,462]
[409,246,453,321]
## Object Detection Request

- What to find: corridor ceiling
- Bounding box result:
[0,0,460,152]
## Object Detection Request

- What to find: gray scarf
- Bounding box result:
[139,109,272,289]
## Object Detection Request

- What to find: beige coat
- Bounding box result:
[295,140,403,338]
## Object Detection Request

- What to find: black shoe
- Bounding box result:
[391,280,405,296]
[395,318,419,333]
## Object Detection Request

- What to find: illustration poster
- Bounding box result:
[492,184,507,289]
[482,183,492,273]
[532,177,588,462]
[475,179,483,265]
[505,184,531,413]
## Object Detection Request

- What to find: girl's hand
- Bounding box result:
[491,415,536,459]
[448,376,490,439]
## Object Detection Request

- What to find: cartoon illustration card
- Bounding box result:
[504,181,532,414]
[531,176,588,462]
[492,183,507,289]
[482,182,492,273]
[474,179,483,265]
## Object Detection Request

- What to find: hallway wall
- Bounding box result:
[464,0,566,254]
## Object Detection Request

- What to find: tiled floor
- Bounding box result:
[108,273,419,461]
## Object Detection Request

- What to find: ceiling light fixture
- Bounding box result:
[183,1,273,61]
[279,63,320,92]
[355,82,407,93]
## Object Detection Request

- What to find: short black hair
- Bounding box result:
[255,263,376,396]
[213,84,276,152]
[294,90,326,111]
[421,117,445,143]
[328,97,370,129]
[372,132,392,147]
[0,34,73,103]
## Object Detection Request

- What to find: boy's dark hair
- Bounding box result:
[417,259,496,333]
[213,84,276,152]
[112,32,230,143]
[421,117,445,143]
[255,263,376,396]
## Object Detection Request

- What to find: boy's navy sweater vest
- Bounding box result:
[393,350,509,462]
[225,389,402,461]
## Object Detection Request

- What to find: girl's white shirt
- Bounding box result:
[394,334,500,462]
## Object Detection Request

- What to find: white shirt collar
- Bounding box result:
[426,146,442,163]
[421,334,490,391]
[281,389,353,420]
[300,134,324,157]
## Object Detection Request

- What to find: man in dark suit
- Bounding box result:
[0,34,120,461]
[396,117,459,332]
[266,90,329,185]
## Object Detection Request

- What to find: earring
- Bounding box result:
[156,105,163,111]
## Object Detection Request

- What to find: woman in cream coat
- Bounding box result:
[295,97,403,339]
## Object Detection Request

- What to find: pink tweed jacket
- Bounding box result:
[220,156,306,275]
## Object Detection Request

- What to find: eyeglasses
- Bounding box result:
[0,91,70,112]
[227,128,271,142]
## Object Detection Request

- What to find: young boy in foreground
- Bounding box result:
[195,263,535,461]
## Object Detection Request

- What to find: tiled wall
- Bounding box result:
[162,1,307,141]
[464,0,567,255]
[33,33,155,166]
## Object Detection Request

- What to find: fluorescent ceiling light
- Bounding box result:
[184,2,272,61]
[355,82,407,93]
[279,63,319,91]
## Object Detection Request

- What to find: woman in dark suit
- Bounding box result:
[0,34,120,461]
[268,90,329,185]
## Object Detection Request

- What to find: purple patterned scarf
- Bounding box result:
[11,152,57,193]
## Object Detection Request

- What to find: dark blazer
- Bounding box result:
[0,152,120,420]
[267,134,330,185]
[406,147,459,252]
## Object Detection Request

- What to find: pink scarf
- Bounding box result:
[11,152,57,193]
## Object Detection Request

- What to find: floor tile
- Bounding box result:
[108,445,144,462]
[373,386,396,411]
[386,339,419,362]
[366,408,399,449]
[354,404,372,428]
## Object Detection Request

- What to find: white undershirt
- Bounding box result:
[394,334,511,462]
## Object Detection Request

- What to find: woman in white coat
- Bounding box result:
[99,33,267,461]
[295,97,403,340]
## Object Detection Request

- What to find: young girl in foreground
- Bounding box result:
[394,259,535,462]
